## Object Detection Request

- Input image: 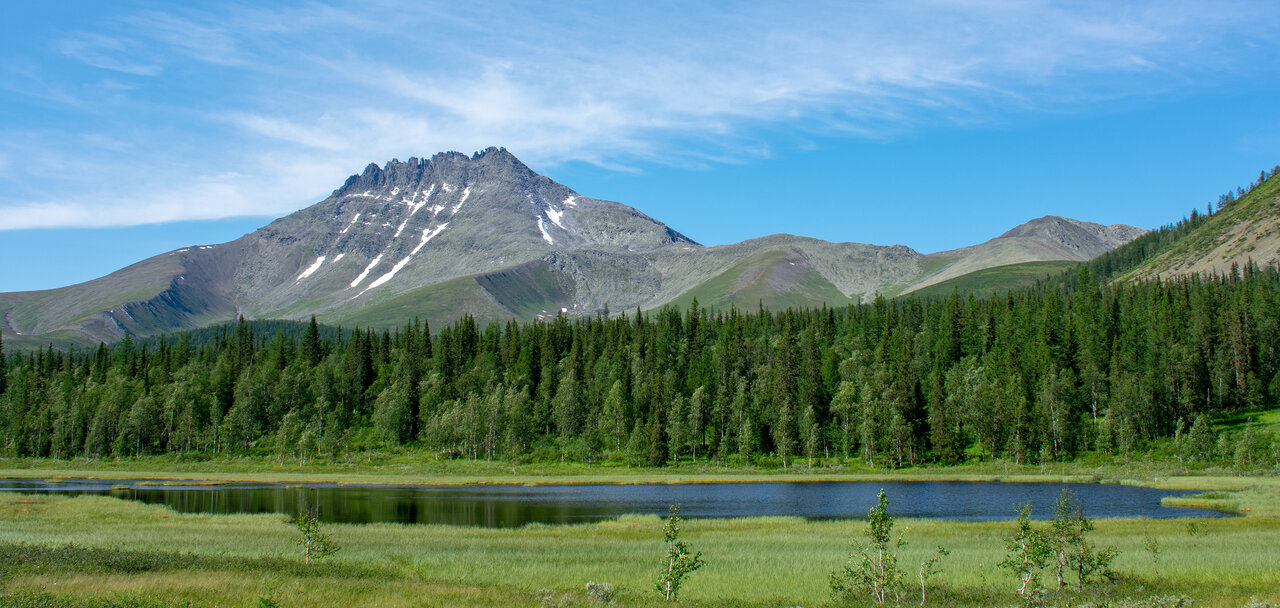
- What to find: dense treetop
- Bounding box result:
[3,258,1278,469]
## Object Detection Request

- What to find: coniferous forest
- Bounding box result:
[2,262,1279,470]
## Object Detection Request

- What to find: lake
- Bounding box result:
[1,478,1227,528]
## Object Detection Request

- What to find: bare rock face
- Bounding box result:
[995,216,1147,260]
[0,149,1145,347]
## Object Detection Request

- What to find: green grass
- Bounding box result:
[474,261,575,319]
[908,260,1080,300]
[1,457,1279,607]
[1,482,1278,608]
[0,447,1272,486]
[328,276,514,330]
[1215,407,1280,434]
[669,249,856,312]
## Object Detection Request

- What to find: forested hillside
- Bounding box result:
[3,258,1279,470]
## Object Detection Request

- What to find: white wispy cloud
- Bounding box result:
[2,0,1278,229]
[55,33,163,76]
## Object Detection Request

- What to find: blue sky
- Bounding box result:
[2,1,1279,291]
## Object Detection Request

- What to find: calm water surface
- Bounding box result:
[1,478,1226,528]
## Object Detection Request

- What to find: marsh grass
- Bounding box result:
[1,485,1278,608]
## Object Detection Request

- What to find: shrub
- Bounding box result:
[998,503,1054,601]
[831,489,950,606]
[290,510,339,564]
[585,581,615,605]
[831,488,906,605]
[1048,489,1116,589]
[656,505,704,601]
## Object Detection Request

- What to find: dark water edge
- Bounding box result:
[0,478,1229,528]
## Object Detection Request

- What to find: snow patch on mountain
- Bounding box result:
[563,195,577,208]
[414,223,449,254]
[331,253,345,264]
[340,213,361,234]
[349,253,384,288]
[392,219,410,239]
[393,185,436,238]
[296,256,326,281]
[358,223,450,295]
[546,206,566,230]
[537,216,554,245]
[452,186,471,214]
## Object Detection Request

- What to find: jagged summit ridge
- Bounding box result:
[235,147,699,315]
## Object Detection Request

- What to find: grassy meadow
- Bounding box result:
[1,459,1279,607]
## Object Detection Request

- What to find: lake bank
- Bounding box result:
[1,477,1227,525]
[0,455,1264,490]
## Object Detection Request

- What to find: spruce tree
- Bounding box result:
[302,315,322,367]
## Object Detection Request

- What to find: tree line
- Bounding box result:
[2,262,1279,469]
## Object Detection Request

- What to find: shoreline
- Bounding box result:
[0,459,1256,493]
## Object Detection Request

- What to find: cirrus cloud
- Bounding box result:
[2,0,1278,229]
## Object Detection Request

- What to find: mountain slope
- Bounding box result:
[899,216,1146,295]
[1124,171,1280,280]
[907,261,1081,300]
[0,149,1146,345]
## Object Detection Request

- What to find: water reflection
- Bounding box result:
[0,478,1227,528]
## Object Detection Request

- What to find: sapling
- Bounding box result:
[831,488,908,605]
[998,502,1053,602]
[1144,527,1162,579]
[1049,489,1116,589]
[656,504,704,601]
[291,510,339,565]
[917,545,950,605]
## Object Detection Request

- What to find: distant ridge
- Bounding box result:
[0,148,1145,348]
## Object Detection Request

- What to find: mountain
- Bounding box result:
[0,148,1145,348]
[899,216,1147,295]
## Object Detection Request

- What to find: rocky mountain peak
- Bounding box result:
[993,215,1145,259]
[232,147,699,314]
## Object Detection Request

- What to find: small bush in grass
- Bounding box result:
[998,502,1054,602]
[1049,489,1116,589]
[656,504,704,602]
[585,581,615,605]
[832,488,949,606]
[290,510,339,565]
[1143,526,1162,579]
[831,488,907,605]
[537,588,574,608]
